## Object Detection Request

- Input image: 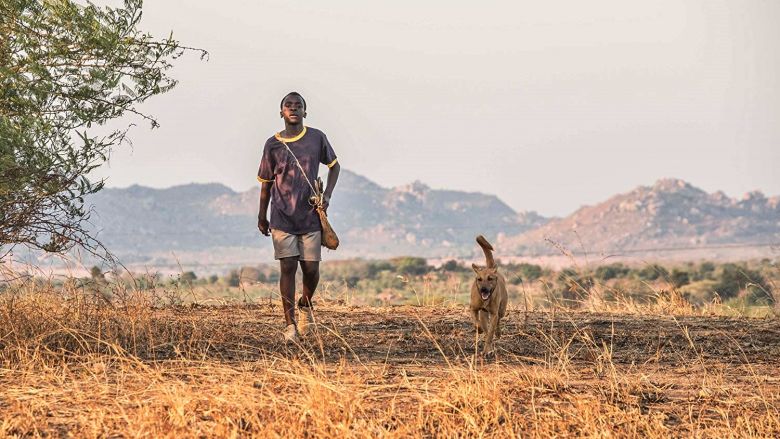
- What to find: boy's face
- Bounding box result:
[280,95,306,125]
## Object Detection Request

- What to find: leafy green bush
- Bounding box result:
[712,263,772,302]
[367,261,394,277]
[694,262,717,281]
[636,264,669,282]
[181,271,197,285]
[391,257,430,276]
[594,263,630,281]
[679,280,718,305]
[669,268,690,288]
[557,268,595,306]
[226,270,240,288]
[517,263,544,281]
[441,260,467,272]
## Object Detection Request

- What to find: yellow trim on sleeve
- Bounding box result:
[257,176,273,183]
[274,126,307,143]
[326,158,338,168]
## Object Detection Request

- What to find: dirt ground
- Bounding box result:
[3,303,780,437]
[151,304,780,365]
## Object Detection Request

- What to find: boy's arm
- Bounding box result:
[257,140,275,236]
[322,162,340,212]
[257,182,272,236]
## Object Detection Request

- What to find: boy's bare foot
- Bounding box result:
[297,301,314,336]
[283,323,299,343]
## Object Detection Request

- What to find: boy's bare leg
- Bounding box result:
[279,257,298,326]
[299,261,319,307]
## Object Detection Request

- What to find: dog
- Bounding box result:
[470,235,508,355]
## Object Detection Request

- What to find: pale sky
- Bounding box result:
[94,0,780,217]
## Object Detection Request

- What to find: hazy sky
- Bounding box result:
[94,0,780,217]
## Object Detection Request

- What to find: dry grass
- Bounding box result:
[1,279,779,438]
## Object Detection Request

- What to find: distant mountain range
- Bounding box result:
[499,179,780,257]
[85,171,779,266]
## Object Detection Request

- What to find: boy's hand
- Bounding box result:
[321,194,330,213]
[258,217,270,236]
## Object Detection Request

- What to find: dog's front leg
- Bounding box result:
[484,312,500,354]
[471,308,482,333]
[478,310,489,336]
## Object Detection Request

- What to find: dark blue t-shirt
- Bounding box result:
[257,126,338,234]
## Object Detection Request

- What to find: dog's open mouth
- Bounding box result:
[480,290,492,300]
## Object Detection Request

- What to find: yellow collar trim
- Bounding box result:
[275,126,307,143]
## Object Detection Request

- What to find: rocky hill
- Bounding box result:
[498,178,780,257]
[85,174,778,265]
[87,170,547,263]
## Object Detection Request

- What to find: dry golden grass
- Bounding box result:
[1,280,779,438]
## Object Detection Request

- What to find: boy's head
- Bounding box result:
[280,92,306,124]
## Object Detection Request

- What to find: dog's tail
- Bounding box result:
[476,235,496,268]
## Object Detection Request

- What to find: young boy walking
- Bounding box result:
[257,92,340,343]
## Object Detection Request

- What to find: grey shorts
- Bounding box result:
[271,230,322,261]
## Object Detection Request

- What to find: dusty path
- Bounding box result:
[149,304,780,366]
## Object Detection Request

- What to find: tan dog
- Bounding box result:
[470,235,508,355]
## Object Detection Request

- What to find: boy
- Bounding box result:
[257,92,340,343]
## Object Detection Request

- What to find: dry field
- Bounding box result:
[1,287,779,438]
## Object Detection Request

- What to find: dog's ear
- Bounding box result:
[472,263,481,273]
